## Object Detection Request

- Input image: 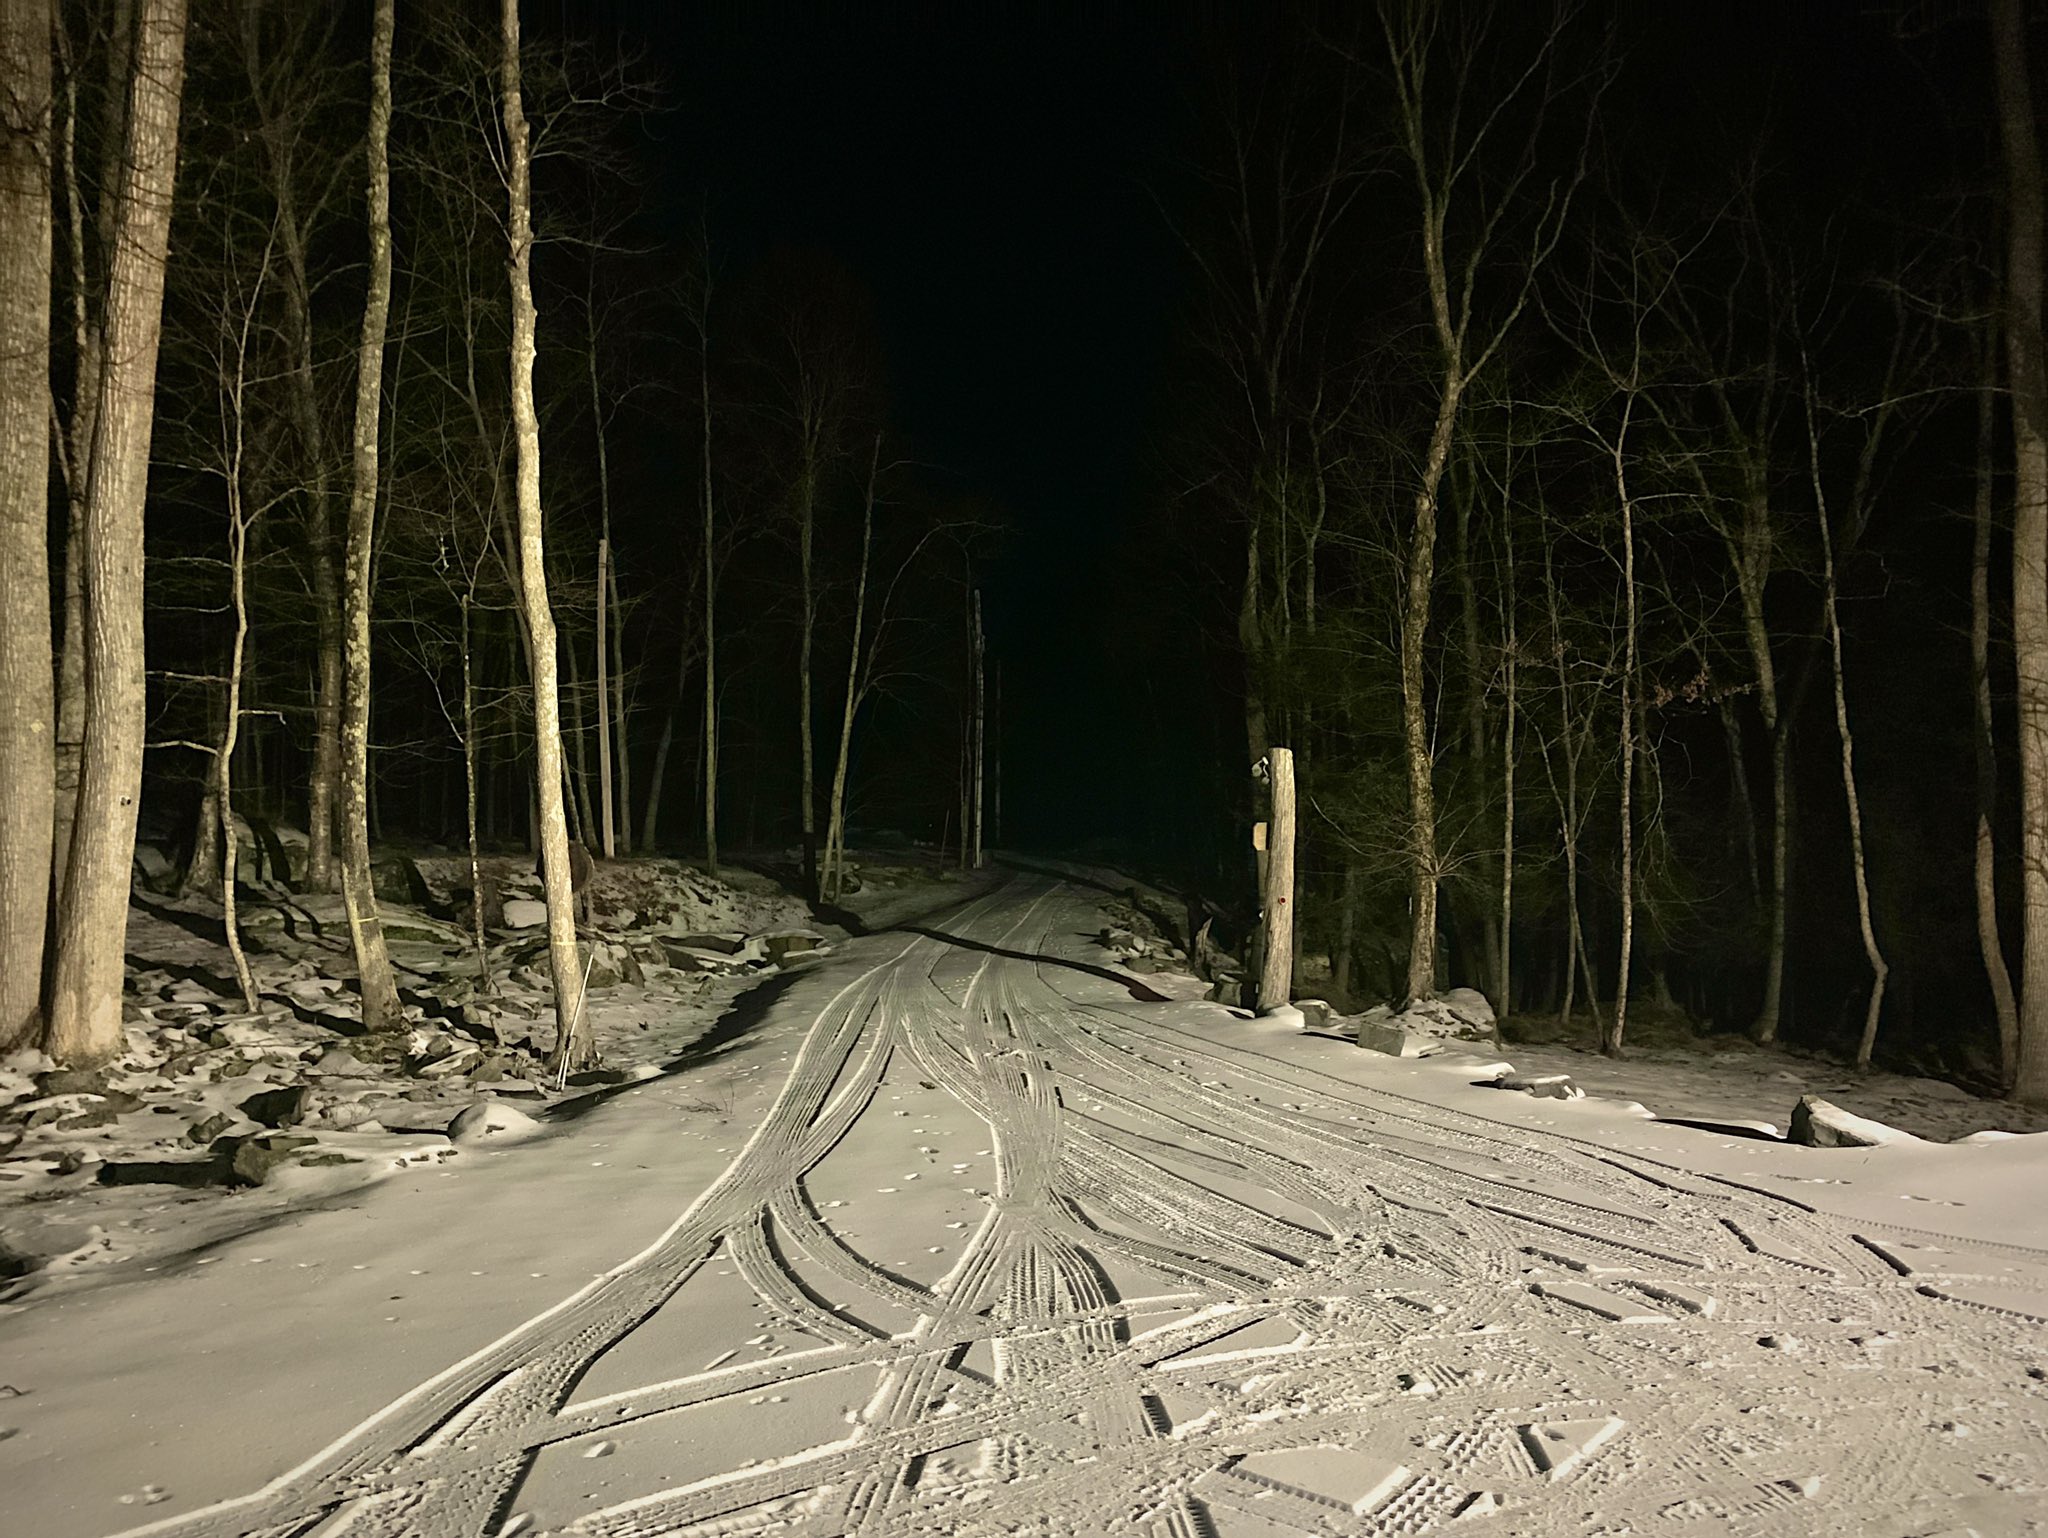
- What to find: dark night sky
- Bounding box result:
[605,3,1190,845]
[577,1,1989,887]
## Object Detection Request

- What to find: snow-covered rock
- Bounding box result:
[1789,1095,1921,1149]
[448,1097,542,1146]
[502,898,548,929]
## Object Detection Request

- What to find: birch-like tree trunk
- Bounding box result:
[1993,0,2048,1104]
[337,0,401,1036]
[503,0,590,1071]
[0,0,55,1052]
[699,297,720,879]
[822,438,880,902]
[44,0,187,1065]
[1608,412,1638,1058]
[1806,393,1886,1068]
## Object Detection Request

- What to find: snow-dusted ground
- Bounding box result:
[1,869,2044,1536]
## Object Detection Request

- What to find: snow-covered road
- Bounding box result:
[7,875,2048,1537]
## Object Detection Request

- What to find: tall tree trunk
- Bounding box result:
[218,387,259,1014]
[608,544,630,856]
[1498,510,1517,1023]
[1974,320,2022,1086]
[503,0,589,1072]
[823,439,879,902]
[336,0,401,1036]
[699,292,719,878]
[1608,423,1638,1058]
[242,3,342,895]
[972,587,986,869]
[50,0,131,909]
[1809,403,1887,1069]
[460,594,492,995]
[798,460,817,897]
[1994,0,2048,1104]
[0,0,55,1052]
[44,0,187,1065]
[562,619,595,845]
[1401,390,1460,1005]
[595,540,614,856]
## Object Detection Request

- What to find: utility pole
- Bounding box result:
[1258,747,1297,1013]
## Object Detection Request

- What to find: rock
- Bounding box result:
[1100,926,1138,952]
[98,1154,234,1189]
[132,843,176,888]
[0,1218,98,1275]
[447,1097,542,1146]
[1259,1003,1308,1031]
[1294,999,1335,1031]
[1356,1012,1436,1058]
[1789,1096,1919,1149]
[35,1068,108,1098]
[313,1100,382,1131]
[54,1104,120,1130]
[238,1084,309,1129]
[502,898,548,929]
[185,1111,237,1145]
[1489,1071,1584,1100]
[229,1134,318,1186]
[1204,973,1250,1008]
[762,931,821,963]
[309,1047,371,1077]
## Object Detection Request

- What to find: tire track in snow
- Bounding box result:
[97,880,2048,1538]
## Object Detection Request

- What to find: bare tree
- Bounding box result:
[1377,0,1598,1006]
[336,0,402,1036]
[0,0,55,1051]
[503,0,590,1071]
[236,1,346,894]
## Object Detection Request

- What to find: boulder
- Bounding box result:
[238,1084,310,1128]
[1259,1003,1308,1031]
[1789,1096,1919,1149]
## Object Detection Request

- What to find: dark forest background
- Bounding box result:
[7,0,2048,1098]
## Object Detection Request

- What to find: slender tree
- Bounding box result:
[336,0,401,1035]
[0,0,55,1051]
[503,0,590,1070]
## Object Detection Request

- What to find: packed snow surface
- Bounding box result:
[1,870,2045,1537]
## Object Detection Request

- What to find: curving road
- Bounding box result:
[106,876,2048,1537]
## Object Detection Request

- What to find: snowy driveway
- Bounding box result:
[10,875,2048,1537]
